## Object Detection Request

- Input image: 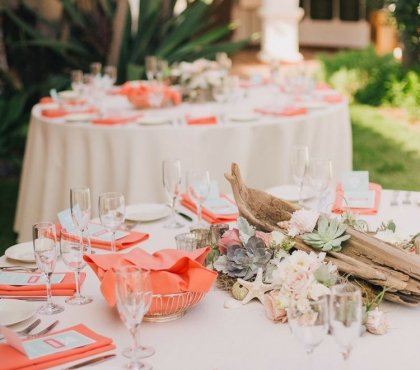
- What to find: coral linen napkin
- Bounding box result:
[90,113,142,125]
[0,272,86,297]
[254,107,307,116]
[323,94,344,103]
[84,247,217,306]
[185,115,218,125]
[332,183,382,215]
[180,194,238,224]
[0,324,115,370]
[41,108,97,118]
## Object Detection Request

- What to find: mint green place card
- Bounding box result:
[0,272,65,286]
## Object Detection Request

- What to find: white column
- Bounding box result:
[258,0,304,63]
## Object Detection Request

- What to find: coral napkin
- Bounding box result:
[186,115,218,125]
[323,94,344,103]
[41,108,97,118]
[254,107,307,116]
[180,194,238,224]
[332,182,382,215]
[90,114,142,125]
[90,231,149,251]
[0,272,85,296]
[84,247,217,306]
[0,324,115,370]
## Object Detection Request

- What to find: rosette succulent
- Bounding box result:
[225,236,273,280]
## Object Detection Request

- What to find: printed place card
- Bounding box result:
[341,171,369,192]
[203,181,238,215]
[341,171,374,208]
[0,272,65,286]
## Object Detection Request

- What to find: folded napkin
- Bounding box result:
[84,247,217,307]
[39,97,88,106]
[315,82,332,91]
[90,230,149,251]
[180,194,238,224]
[186,115,218,125]
[39,97,54,104]
[90,113,142,125]
[41,107,97,118]
[332,182,382,215]
[0,272,85,297]
[323,94,344,103]
[254,107,307,117]
[0,324,115,370]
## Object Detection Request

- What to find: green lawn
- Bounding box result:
[0,104,419,255]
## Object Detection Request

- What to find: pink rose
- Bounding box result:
[263,291,288,323]
[255,231,272,247]
[218,229,241,254]
[284,271,312,297]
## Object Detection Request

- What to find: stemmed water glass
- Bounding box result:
[115,266,153,370]
[287,296,329,370]
[70,187,92,253]
[308,158,333,212]
[103,65,117,88]
[71,70,84,97]
[60,228,92,305]
[98,192,125,253]
[291,145,309,207]
[145,56,158,82]
[32,222,64,315]
[329,283,362,362]
[162,159,183,229]
[186,170,211,228]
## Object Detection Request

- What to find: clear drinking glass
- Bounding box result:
[60,228,92,305]
[308,158,333,212]
[287,296,329,370]
[70,187,92,253]
[290,145,309,207]
[162,159,183,229]
[98,192,125,253]
[71,70,84,96]
[330,283,362,361]
[145,56,158,81]
[115,266,153,370]
[103,65,117,87]
[32,222,64,315]
[147,81,165,108]
[186,170,211,228]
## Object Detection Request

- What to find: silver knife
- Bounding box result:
[176,210,193,222]
[63,354,116,369]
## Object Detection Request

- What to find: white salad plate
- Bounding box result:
[65,113,95,122]
[228,114,259,122]
[126,203,170,222]
[137,117,172,126]
[266,185,315,202]
[0,299,37,326]
[5,242,36,263]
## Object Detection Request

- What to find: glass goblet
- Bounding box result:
[70,187,92,253]
[308,158,333,212]
[145,55,158,82]
[115,266,153,370]
[162,159,183,229]
[32,222,64,315]
[330,283,363,361]
[186,170,210,228]
[60,228,92,305]
[98,192,125,253]
[290,145,309,207]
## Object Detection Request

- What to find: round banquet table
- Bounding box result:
[2,189,420,370]
[14,86,352,242]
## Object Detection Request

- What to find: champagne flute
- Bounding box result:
[145,56,158,81]
[308,158,333,212]
[104,65,117,88]
[98,192,125,253]
[186,170,211,228]
[287,296,329,370]
[60,228,92,305]
[290,145,309,207]
[70,187,92,253]
[71,70,84,97]
[162,159,183,229]
[115,266,153,370]
[32,222,64,315]
[330,283,362,361]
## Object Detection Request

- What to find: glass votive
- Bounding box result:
[175,232,209,251]
[209,224,229,245]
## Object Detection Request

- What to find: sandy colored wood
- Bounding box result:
[225,163,420,305]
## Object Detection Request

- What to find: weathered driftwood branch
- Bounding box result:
[225,163,420,306]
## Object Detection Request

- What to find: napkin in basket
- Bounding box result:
[84,247,217,307]
[0,324,115,370]
[0,272,85,297]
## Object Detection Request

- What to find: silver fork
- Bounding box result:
[0,318,41,341]
[0,266,39,272]
[26,320,59,339]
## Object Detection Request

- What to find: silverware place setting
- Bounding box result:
[0,318,41,341]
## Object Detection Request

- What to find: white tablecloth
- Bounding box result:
[3,189,420,370]
[14,87,352,242]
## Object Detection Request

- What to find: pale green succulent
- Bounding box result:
[302,216,350,252]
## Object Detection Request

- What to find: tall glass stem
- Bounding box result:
[74,270,81,298]
[298,180,304,207]
[170,197,176,224]
[197,202,203,225]
[45,273,53,308]
[111,231,117,253]
[130,325,140,361]
[82,227,91,254]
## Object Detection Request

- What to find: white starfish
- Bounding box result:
[237,268,276,305]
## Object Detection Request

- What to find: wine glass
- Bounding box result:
[212,76,231,123]
[104,65,117,87]
[71,70,84,96]
[290,145,309,207]
[287,296,329,369]
[70,187,92,253]
[115,266,153,370]
[162,159,183,229]
[308,158,333,212]
[32,222,64,315]
[60,228,92,305]
[98,192,125,253]
[145,56,158,81]
[330,283,362,361]
[147,81,165,108]
[186,170,210,228]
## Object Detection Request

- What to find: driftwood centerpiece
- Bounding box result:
[225,163,420,306]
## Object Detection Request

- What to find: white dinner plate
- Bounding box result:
[65,113,95,122]
[228,114,259,122]
[126,203,170,222]
[137,117,172,126]
[266,185,315,202]
[58,90,79,100]
[5,241,36,263]
[0,299,37,326]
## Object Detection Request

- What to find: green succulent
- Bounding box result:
[302,216,351,252]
